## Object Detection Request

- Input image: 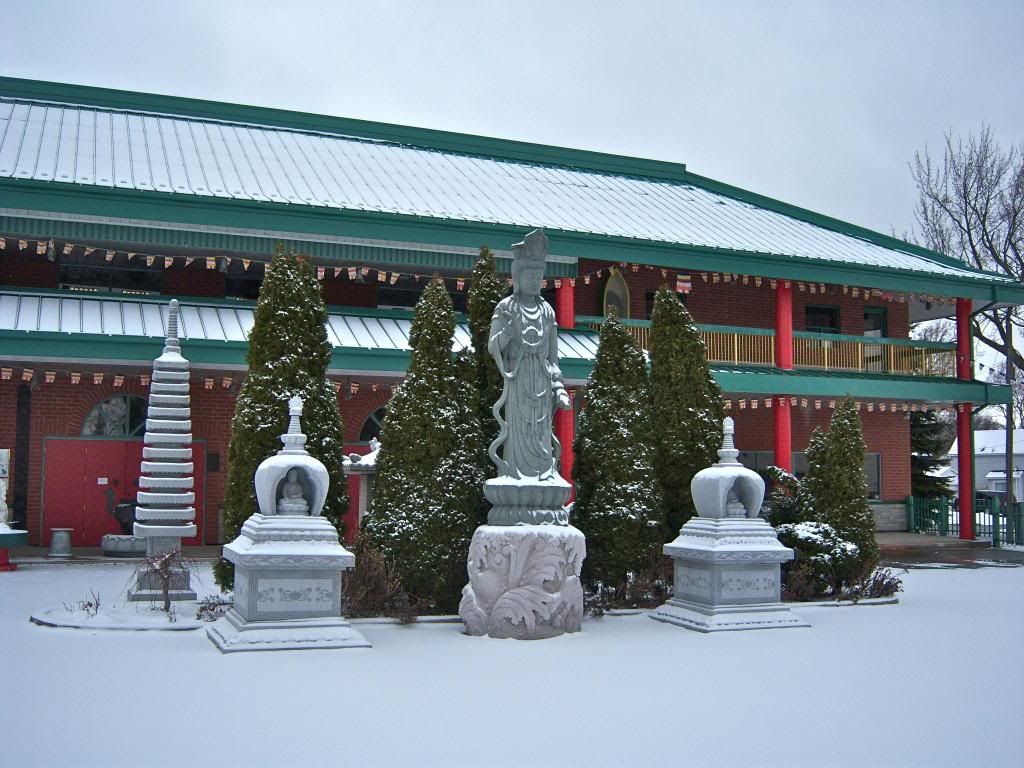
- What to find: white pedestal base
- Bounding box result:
[460,524,586,640]
[207,608,370,652]
[652,597,809,632]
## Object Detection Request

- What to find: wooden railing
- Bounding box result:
[574,316,957,377]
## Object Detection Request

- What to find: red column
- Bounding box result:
[773,281,794,472]
[774,396,793,473]
[556,392,575,499]
[555,278,576,330]
[956,298,974,539]
[775,280,793,370]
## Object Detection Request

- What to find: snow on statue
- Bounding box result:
[460,229,587,639]
[488,236,571,481]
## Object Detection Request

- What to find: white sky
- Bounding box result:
[3,0,1022,241]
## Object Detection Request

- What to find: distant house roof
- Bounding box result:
[1,77,1022,303]
[948,429,1024,457]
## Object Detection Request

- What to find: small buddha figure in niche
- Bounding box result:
[278,468,310,515]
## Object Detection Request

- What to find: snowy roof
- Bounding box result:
[0,95,1012,288]
[947,429,1024,457]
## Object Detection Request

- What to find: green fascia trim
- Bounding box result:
[0,77,688,183]
[792,330,956,349]
[0,212,574,278]
[4,179,1019,304]
[710,365,1010,405]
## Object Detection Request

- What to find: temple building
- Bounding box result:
[1,77,1019,548]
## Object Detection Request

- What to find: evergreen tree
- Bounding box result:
[362,277,485,613]
[214,247,348,590]
[799,397,879,576]
[648,286,725,534]
[910,411,954,498]
[466,246,506,455]
[572,312,663,585]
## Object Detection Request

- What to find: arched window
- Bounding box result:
[359,406,387,442]
[603,268,630,319]
[81,395,147,437]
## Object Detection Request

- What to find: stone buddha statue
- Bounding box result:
[278,468,310,515]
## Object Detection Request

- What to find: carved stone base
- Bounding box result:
[208,512,367,653]
[207,608,370,652]
[484,476,573,525]
[652,597,809,632]
[460,524,586,640]
[651,516,807,633]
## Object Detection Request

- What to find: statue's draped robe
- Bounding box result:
[488,295,564,480]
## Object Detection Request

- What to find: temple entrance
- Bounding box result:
[41,438,205,547]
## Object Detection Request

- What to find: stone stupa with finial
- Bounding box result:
[131,298,197,601]
[651,417,809,632]
[207,394,369,652]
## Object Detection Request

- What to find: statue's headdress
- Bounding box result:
[511,229,548,270]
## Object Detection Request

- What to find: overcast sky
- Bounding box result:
[2,0,1022,241]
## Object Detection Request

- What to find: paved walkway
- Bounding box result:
[878,532,1024,569]
[8,534,1023,569]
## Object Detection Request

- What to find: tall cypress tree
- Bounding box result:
[467,246,506,456]
[910,411,953,498]
[572,312,663,585]
[648,286,724,534]
[214,247,348,590]
[362,277,485,613]
[800,397,879,575]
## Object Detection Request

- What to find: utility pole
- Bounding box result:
[1003,308,1015,548]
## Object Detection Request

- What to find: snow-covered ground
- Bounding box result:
[3,562,1022,768]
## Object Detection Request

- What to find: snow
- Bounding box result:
[3,562,1023,767]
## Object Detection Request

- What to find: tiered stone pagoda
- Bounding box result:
[131,299,197,602]
[207,395,369,652]
[459,230,587,640]
[652,417,808,632]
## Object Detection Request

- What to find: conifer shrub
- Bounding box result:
[801,397,880,577]
[214,247,348,591]
[466,246,506,455]
[343,535,417,622]
[362,278,485,614]
[649,286,724,534]
[572,312,663,587]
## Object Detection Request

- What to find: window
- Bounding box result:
[359,406,387,443]
[59,251,162,295]
[603,268,630,319]
[378,275,467,313]
[863,307,887,337]
[805,305,840,334]
[82,395,147,437]
[225,260,265,300]
[738,450,880,499]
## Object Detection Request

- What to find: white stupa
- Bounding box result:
[130,299,197,601]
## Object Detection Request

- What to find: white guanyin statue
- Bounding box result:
[460,229,587,640]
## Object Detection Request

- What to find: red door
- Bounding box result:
[43,438,206,547]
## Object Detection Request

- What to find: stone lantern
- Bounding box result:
[651,417,808,632]
[207,395,369,652]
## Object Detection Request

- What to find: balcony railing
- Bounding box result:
[575,316,956,377]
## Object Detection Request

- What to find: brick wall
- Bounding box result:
[726,405,911,500]
[0,250,59,289]
[572,258,908,337]
[161,262,226,298]
[321,277,378,308]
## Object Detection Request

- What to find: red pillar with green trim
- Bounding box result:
[956,297,974,539]
[773,281,793,472]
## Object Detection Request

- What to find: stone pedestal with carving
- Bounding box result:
[207,396,369,653]
[651,418,808,633]
[460,524,585,640]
